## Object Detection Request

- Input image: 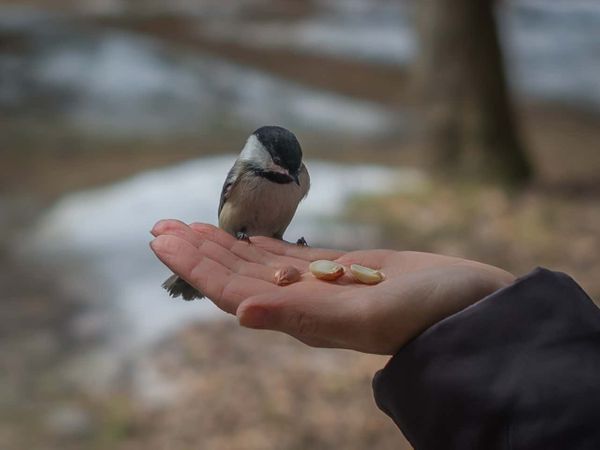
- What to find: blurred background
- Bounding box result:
[1,0,599,448]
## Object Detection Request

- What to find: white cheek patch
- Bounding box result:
[239,134,272,168]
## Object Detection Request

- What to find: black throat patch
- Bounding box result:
[252,168,294,184]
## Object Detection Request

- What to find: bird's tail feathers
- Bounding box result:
[162,274,205,301]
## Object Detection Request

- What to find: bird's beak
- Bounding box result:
[292,173,300,185]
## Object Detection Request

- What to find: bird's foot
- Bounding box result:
[236,231,252,243]
[296,236,309,247]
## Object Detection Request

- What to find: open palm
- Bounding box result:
[151,220,514,354]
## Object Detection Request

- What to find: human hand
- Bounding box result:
[150,220,515,355]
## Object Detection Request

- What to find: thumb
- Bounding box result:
[237,294,320,336]
[236,292,369,350]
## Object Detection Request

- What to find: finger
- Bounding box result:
[249,236,346,262]
[197,240,278,283]
[152,219,204,246]
[189,223,309,269]
[189,222,236,246]
[151,219,192,237]
[150,235,278,313]
[236,288,371,351]
[155,221,274,263]
[157,222,345,265]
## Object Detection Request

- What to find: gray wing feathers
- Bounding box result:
[300,163,310,199]
[218,162,242,216]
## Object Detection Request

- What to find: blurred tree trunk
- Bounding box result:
[414,0,532,184]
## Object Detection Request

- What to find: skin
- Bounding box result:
[150,220,515,355]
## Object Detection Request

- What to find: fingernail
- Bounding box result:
[239,306,269,329]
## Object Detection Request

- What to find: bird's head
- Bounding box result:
[239,126,303,184]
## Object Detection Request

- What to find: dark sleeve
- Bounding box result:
[372,268,600,450]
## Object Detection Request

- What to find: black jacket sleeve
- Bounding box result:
[372,268,600,450]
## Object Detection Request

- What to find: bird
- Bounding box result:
[162,125,310,301]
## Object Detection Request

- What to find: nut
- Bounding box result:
[274,266,301,286]
[350,264,385,285]
[309,260,345,281]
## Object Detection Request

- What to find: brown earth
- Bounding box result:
[1,10,599,450]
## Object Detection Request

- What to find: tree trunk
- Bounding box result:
[414,0,532,185]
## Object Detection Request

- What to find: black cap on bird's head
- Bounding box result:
[252,126,303,174]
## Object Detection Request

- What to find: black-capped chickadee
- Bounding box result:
[162,125,310,300]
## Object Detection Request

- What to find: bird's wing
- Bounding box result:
[218,161,243,216]
[300,163,310,199]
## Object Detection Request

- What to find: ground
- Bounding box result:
[1,11,599,450]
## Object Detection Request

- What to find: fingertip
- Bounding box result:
[237,304,270,329]
[237,293,283,325]
[149,234,169,254]
[151,220,165,236]
[152,219,188,237]
[150,234,189,260]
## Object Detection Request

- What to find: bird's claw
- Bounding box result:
[296,236,309,247]
[236,231,252,243]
